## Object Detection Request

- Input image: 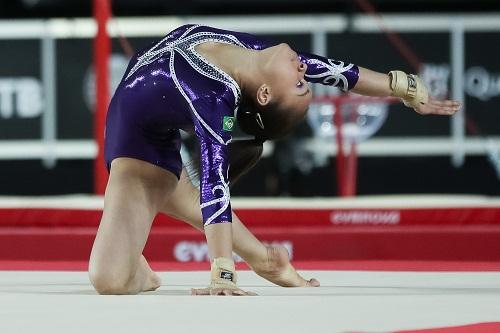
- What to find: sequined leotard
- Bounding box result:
[104,24,359,227]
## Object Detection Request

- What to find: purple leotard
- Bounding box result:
[104,24,359,227]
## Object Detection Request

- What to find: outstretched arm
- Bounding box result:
[222,28,460,115]
[352,67,460,116]
[298,51,461,116]
[350,67,391,97]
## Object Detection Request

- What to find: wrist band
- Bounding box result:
[210,257,238,290]
[388,70,428,109]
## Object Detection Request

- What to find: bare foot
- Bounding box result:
[139,255,162,292]
[250,246,320,287]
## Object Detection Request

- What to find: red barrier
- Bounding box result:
[1,206,500,227]
[2,200,499,262]
[2,225,500,262]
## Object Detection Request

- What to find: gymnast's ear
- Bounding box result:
[256,84,272,106]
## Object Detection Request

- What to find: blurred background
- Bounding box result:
[2,0,500,17]
[1,0,500,197]
[1,0,500,265]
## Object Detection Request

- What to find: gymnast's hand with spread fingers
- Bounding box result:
[390,70,461,116]
[191,257,258,296]
[413,97,461,116]
[191,286,258,296]
[190,249,320,296]
[352,68,462,117]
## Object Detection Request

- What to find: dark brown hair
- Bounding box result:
[227,94,306,184]
[236,95,304,141]
[228,138,263,184]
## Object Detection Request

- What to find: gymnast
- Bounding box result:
[88,24,460,296]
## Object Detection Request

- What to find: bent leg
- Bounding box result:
[89,157,178,294]
[162,168,319,287]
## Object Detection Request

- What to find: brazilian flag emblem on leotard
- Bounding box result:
[223,116,235,131]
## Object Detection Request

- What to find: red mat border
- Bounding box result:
[348,322,500,333]
[2,260,500,271]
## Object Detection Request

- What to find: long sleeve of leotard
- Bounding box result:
[192,95,234,226]
[221,29,360,91]
[299,51,359,91]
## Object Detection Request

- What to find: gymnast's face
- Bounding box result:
[257,43,312,117]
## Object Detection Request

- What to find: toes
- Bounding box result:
[306,278,320,287]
